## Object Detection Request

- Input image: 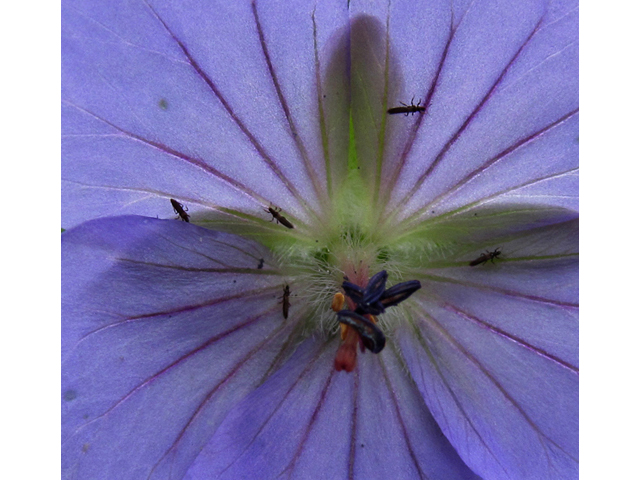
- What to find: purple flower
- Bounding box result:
[62,0,578,479]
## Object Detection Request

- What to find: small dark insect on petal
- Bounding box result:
[257,258,264,269]
[337,310,386,354]
[279,284,291,319]
[469,255,488,267]
[469,248,502,266]
[265,206,294,229]
[170,199,190,222]
[387,96,426,116]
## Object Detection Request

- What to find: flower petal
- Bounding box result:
[185,338,480,479]
[398,220,578,479]
[419,217,578,302]
[62,216,301,479]
[348,0,578,219]
[62,0,349,227]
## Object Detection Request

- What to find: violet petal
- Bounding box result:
[62,216,297,480]
[62,0,350,227]
[347,0,578,218]
[184,338,481,479]
[398,220,578,479]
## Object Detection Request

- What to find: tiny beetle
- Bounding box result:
[265,205,294,229]
[170,199,190,222]
[257,258,264,269]
[279,284,291,319]
[469,248,502,266]
[387,96,426,116]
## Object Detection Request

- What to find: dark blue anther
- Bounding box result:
[342,280,364,305]
[337,310,386,354]
[361,270,388,309]
[341,270,421,316]
[379,280,422,308]
[337,271,422,355]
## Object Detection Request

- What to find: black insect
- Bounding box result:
[280,284,291,319]
[170,199,190,222]
[337,310,386,354]
[265,205,294,229]
[257,258,264,269]
[469,248,502,266]
[387,96,426,116]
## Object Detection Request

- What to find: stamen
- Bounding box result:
[341,270,422,316]
[379,280,421,308]
[333,271,422,372]
[337,310,385,354]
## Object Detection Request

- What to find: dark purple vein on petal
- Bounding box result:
[258,321,311,383]
[312,7,332,198]
[146,318,295,480]
[280,369,336,479]
[418,108,579,216]
[153,236,234,269]
[116,257,277,275]
[66,5,191,66]
[423,313,578,463]
[61,180,256,221]
[348,365,360,480]
[63,101,265,204]
[142,1,311,210]
[252,0,326,208]
[408,317,511,478]
[377,355,430,480]
[390,16,545,221]
[381,11,457,209]
[474,167,578,203]
[419,272,578,309]
[74,285,277,347]
[155,233,265,267]
[404,167,578,232]
[65,304,281,442]
[216,340,330,477]
[401,330,453,436]
[441,301,578,373]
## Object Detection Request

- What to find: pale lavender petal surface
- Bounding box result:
[347,0,578,218]
[185,337,481,480]
[62,216,300,480]
[62,0,349,228]
[398,219,578,479]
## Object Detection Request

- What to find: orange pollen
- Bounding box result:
[331,292,345,312]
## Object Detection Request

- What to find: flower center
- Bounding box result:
[330,269,420,372]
